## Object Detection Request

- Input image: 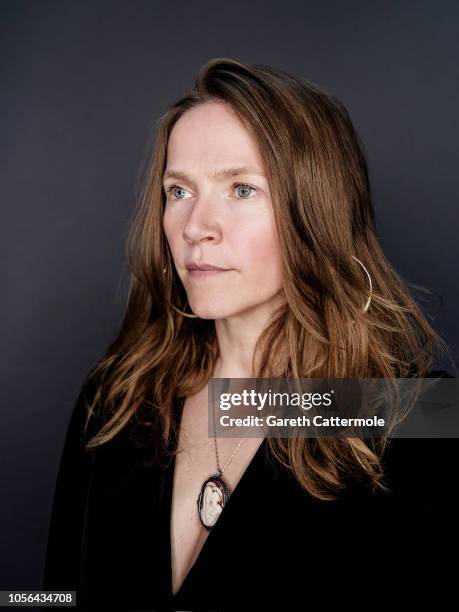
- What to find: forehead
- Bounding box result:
[165,101,265,175]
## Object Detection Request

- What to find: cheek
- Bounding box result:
[162,210,172,239]
[236,218,283,283]
[163,211,180,252]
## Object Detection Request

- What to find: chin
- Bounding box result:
[191,309,227,320]
[190,302,239,320]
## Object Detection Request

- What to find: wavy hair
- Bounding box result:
[81,57,456,501]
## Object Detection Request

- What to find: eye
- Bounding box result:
[233,182,258,199]
[163,182,259,201]
[164,184,188,200]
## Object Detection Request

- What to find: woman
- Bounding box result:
[43,57,457,611]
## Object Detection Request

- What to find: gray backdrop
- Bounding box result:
[1,0,458,591]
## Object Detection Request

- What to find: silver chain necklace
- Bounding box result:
[196,401,253,531]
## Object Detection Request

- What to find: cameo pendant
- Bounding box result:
[197,474,231,531]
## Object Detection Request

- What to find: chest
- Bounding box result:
[169,389,263,595]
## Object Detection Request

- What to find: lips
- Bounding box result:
[188,268,232,277]
[187,263,233,279]
[186,263,231,271]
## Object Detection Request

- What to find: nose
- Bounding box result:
[182,193,223,246]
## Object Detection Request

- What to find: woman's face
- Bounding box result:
[162,100,284,320]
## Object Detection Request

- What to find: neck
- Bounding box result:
[213,293,286,378]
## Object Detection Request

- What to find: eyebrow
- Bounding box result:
[162,166,267,184]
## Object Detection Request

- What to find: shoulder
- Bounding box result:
[424,368,456,378]
[379,366,456,491]
[347,367,457,509]
[59,373,99,453]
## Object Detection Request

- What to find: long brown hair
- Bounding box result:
[81,57,456,501]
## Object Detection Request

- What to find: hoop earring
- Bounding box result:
[161,258,372,317]
[162,266,199,318]
[351,255,372,313]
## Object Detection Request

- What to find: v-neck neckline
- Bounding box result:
[165,394,267,601]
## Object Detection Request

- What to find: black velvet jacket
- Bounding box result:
[42,370,457,611]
